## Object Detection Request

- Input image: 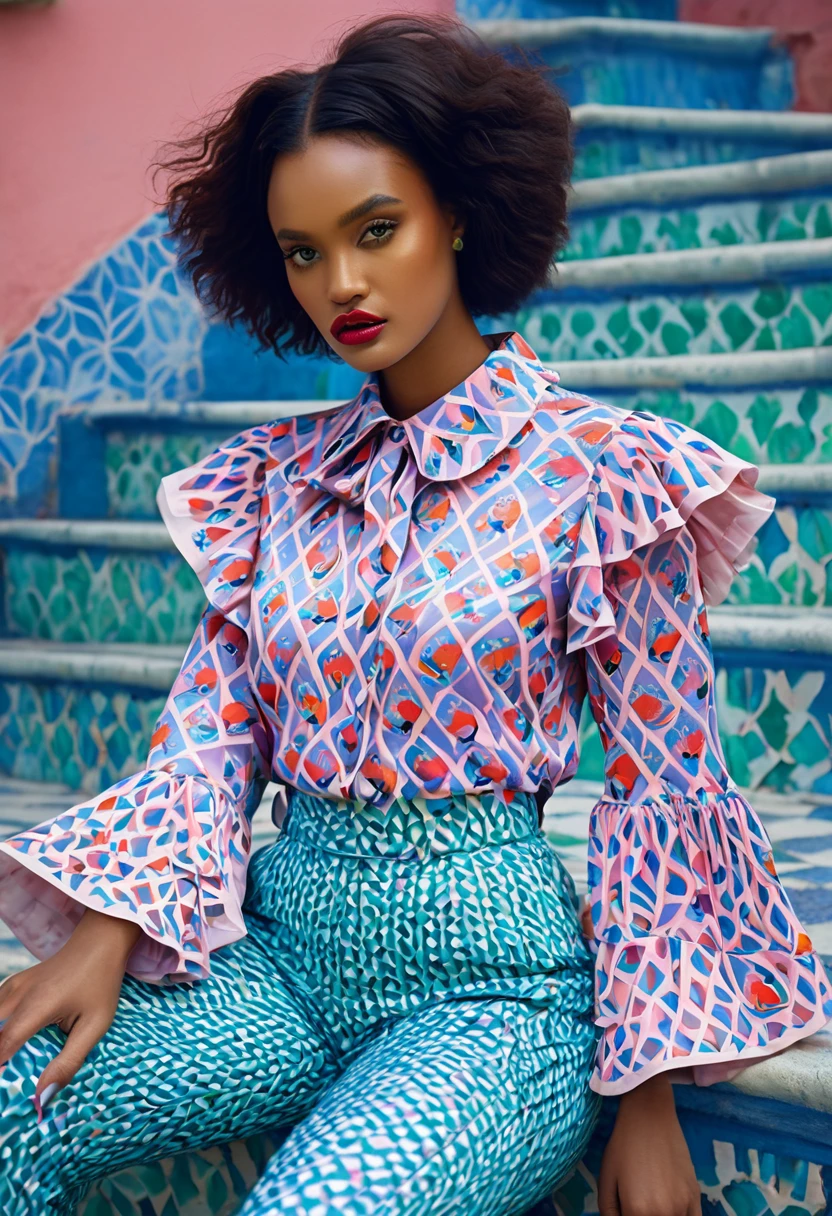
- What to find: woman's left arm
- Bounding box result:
[573,525,830,1215]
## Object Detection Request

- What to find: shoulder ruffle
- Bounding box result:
[156,425,273,628]
[566,410,775,653]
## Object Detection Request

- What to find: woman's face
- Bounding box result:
[266,133,464,371]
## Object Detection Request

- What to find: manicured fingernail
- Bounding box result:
[40,1083,59,1111]
[34,1082,59,1123]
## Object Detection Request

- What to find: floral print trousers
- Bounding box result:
[0,790,601,1214]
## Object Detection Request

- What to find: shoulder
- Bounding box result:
[545,385,775,605]
[155,404,343,623]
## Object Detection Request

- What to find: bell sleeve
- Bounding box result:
[0,427,275,985]
[566,411,832,1095]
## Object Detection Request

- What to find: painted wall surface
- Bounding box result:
[679,0,832,112]
[0,0,453,351]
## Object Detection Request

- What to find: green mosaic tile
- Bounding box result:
[728,506,832,608]
[573,136,827,182]
[78,1109,831,1215]
[80,1130,286,1216]
[717,665,832,794]
[0,680,166,793]
[574,384,832,465]
[564,195,832,260]
[106,428,235,519]
[519,282,832,363]
[577,664,832,795]
[3,546,204,644]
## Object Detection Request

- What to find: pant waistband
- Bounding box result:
[280,788,541,860]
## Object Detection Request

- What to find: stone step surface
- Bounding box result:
[0,608,829,795]
[57,349,832,520]
[569,104,832,179]
[0,480,829,648]
[528,238,832,362]
[566,151,832,259]
[474,17,793,110]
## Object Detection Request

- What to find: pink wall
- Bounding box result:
[0,0,453,350]
[680,0,832,112]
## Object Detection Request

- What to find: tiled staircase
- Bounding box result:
[1,2,831,1213]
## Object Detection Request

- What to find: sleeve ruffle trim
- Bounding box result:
[156,425,271,629]
[585,787,832,1095]
[566,411,775,653]
[0,768,252,985]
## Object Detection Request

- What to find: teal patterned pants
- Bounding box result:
[0,790,602,1214]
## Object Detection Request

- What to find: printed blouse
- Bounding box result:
[0,329,829,1096]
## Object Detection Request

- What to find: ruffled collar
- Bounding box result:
[300,329,559,504]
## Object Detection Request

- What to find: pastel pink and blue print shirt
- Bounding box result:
[0,329,829,1096]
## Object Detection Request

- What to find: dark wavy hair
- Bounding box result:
[150,11,573,361]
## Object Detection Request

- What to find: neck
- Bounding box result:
[376,317,502,423]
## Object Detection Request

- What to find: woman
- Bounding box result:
[0,12,828,1215]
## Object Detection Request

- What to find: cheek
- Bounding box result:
[386,224,456,305]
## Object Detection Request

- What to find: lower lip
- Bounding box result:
[335,321,386,345]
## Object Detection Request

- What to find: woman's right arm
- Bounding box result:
[0,598,274,1112]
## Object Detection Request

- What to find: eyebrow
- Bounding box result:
[275,194,404,242]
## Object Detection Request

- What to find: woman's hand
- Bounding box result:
[597,1073,702,1216]
[0,907,141,1119]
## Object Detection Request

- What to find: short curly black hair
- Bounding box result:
[151,11,573,361]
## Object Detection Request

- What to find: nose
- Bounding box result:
[327,247,368,307]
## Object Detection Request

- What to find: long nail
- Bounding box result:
[34,1082,59,1123]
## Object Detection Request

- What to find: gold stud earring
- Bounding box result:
[452,236,464,251]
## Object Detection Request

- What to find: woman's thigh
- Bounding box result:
[241,993,602,1216]
[0,931,339,1216]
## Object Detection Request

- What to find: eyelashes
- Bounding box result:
[280,220,397,269]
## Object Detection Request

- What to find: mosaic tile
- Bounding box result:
[3,504,826,652]
[553,1128,830,1215]
[0,657,827,796]
[0,214,207,517]
[520,282,832,362]
[565,194,832,260]
[579,384,832,465]
[106,428,242,519]
[75,1102,832,1215]
[728,505,832,608]
[499,39,791,111]
[458,0,677,16]
[3,545,204,644]
[573,663,832,796]
[573,133,832,181]
[717,666,832,796]
[0,680,166,793]
[0,214,356,518]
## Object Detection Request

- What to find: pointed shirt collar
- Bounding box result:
[300,329,559,504]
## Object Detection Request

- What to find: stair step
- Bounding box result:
[570,149,832,211]
[522,237,832,362]
[566,150,832,260]
[554,235,832,290]
[1,467,829,646]
[474,17,792,110]
[459,0,678,19]
[569,104,832,179]
[60,348,832,519]
[0,608,828,793]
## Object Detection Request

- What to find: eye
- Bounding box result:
[281,219,397,269]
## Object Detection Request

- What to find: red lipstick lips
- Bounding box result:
[331,309,387,345]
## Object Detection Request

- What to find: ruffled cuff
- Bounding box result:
[586,788,832,1095]
[0,768,253,984]
[566,411,775,653]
